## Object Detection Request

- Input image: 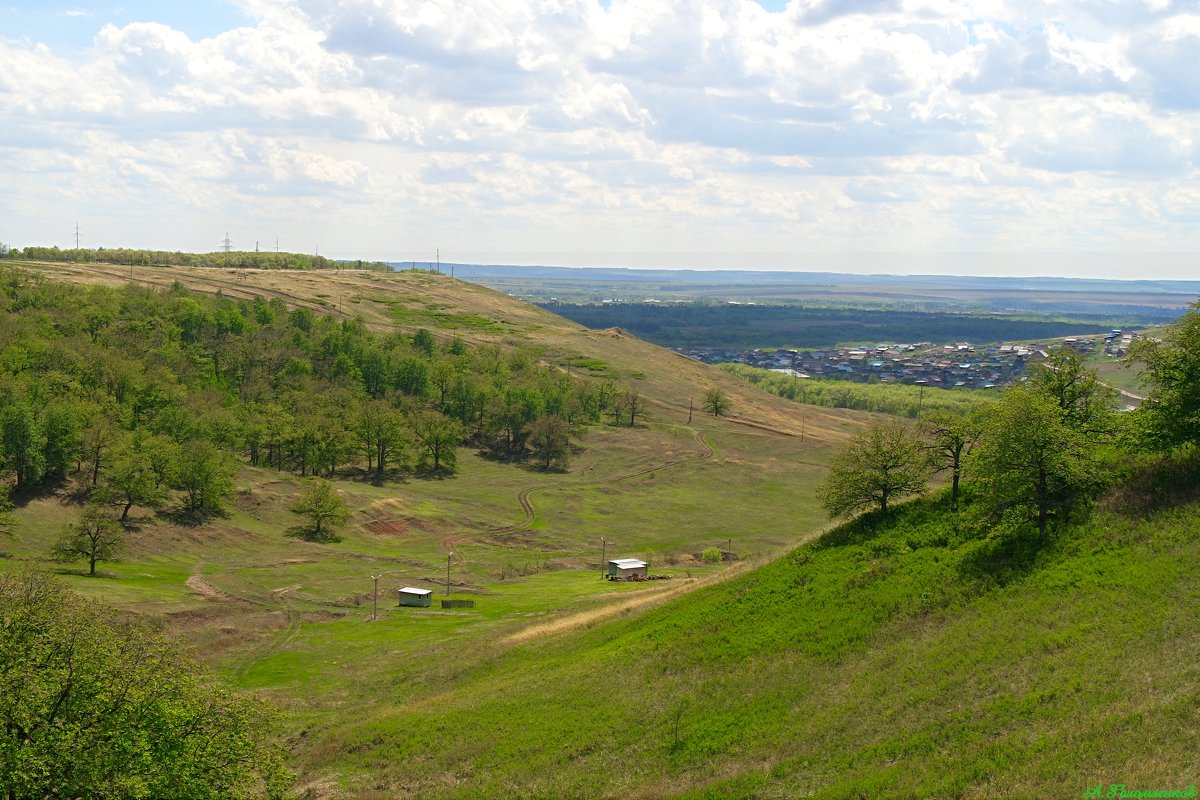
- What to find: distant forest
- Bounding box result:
[4,246,393,272]
[0,269,646,517]
[540,303,1118,349]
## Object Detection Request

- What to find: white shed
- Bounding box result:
[607,558,648,579]
[397,587,432,608]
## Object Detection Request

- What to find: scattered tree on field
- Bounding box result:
[51,504,123,576]
[289,478,349,542]
[919,408,985,506]
[703,388,731,417]
[970,385,1102,538]
[528,416,571,470]
[0,571,291,799]
[817,419,931,517]
[99,435,171,522]
[619,390,649,427]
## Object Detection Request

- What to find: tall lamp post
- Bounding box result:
[446,552,453,596]
[600,537,607,580]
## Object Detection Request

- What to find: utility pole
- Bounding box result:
[446,552,453,595]
[370,574,380,621]
[600,537,607,579]
[436,248,440,274]
[687,398,693,425]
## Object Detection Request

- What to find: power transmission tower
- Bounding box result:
[74,222,80,250]
[221,233,233,253]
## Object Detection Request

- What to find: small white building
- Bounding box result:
[397,587,432,608]
[607,558,648,579]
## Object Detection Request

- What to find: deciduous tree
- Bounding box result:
[290,478,349,542]
[817,419,931,517]
[919,408,985,506]
[1129,301,1200,451]
[0,571,290,799]
[702,387,732,417]
[528,415,571,470]
[970,385,1102,538]
[51,504,123,576]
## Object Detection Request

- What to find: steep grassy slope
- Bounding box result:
[301,491,1200,798]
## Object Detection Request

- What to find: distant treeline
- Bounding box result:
[541,303,1118,349]
[720,363,991,419]
[4,246,393,272]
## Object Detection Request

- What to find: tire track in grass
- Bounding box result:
[230,585,303,683]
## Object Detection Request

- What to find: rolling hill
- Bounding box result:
[3,260,1194,799]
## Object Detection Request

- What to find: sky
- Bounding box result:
[1,0,1198,278]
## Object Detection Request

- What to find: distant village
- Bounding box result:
[678,330,1139,390]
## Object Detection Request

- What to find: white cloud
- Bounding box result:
[0,0,1197,275]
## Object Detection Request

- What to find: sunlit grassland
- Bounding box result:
[300,494,1200,799]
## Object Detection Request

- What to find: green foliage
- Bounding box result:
[1025,346,1116,434]
[969,384,1105,538]
[1129,300,1200,451]
[0,484,15,540]
[527,416,571,471]
[12,245,390,272]
[700,546,723,563]
[0,572,289,799]
[720,363,990,418]
[289,478,349,542]
[919,407,987,504]
[702,387,731,417]
[50,504,123,576]
[0,269,609,497]
[818,419,931,517]
[173,441,235,518]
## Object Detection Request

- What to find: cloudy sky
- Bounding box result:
[1,0,1198,277]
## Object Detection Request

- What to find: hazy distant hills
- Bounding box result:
[394,262,1200,295]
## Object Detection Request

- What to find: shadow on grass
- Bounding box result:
[284,525,342,543]
[1102,449,1200,518]
[156,506,230,527]
[956,526,1050,588]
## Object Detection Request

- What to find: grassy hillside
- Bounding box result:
[6,260,1190,799]
[297,484,1200,798]
[0,260,870,797]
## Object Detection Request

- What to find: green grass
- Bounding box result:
[286,489,1200,798]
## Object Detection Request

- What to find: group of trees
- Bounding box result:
[721,362,986,418]
[0,269,660,570]
[817,308,1200,540]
